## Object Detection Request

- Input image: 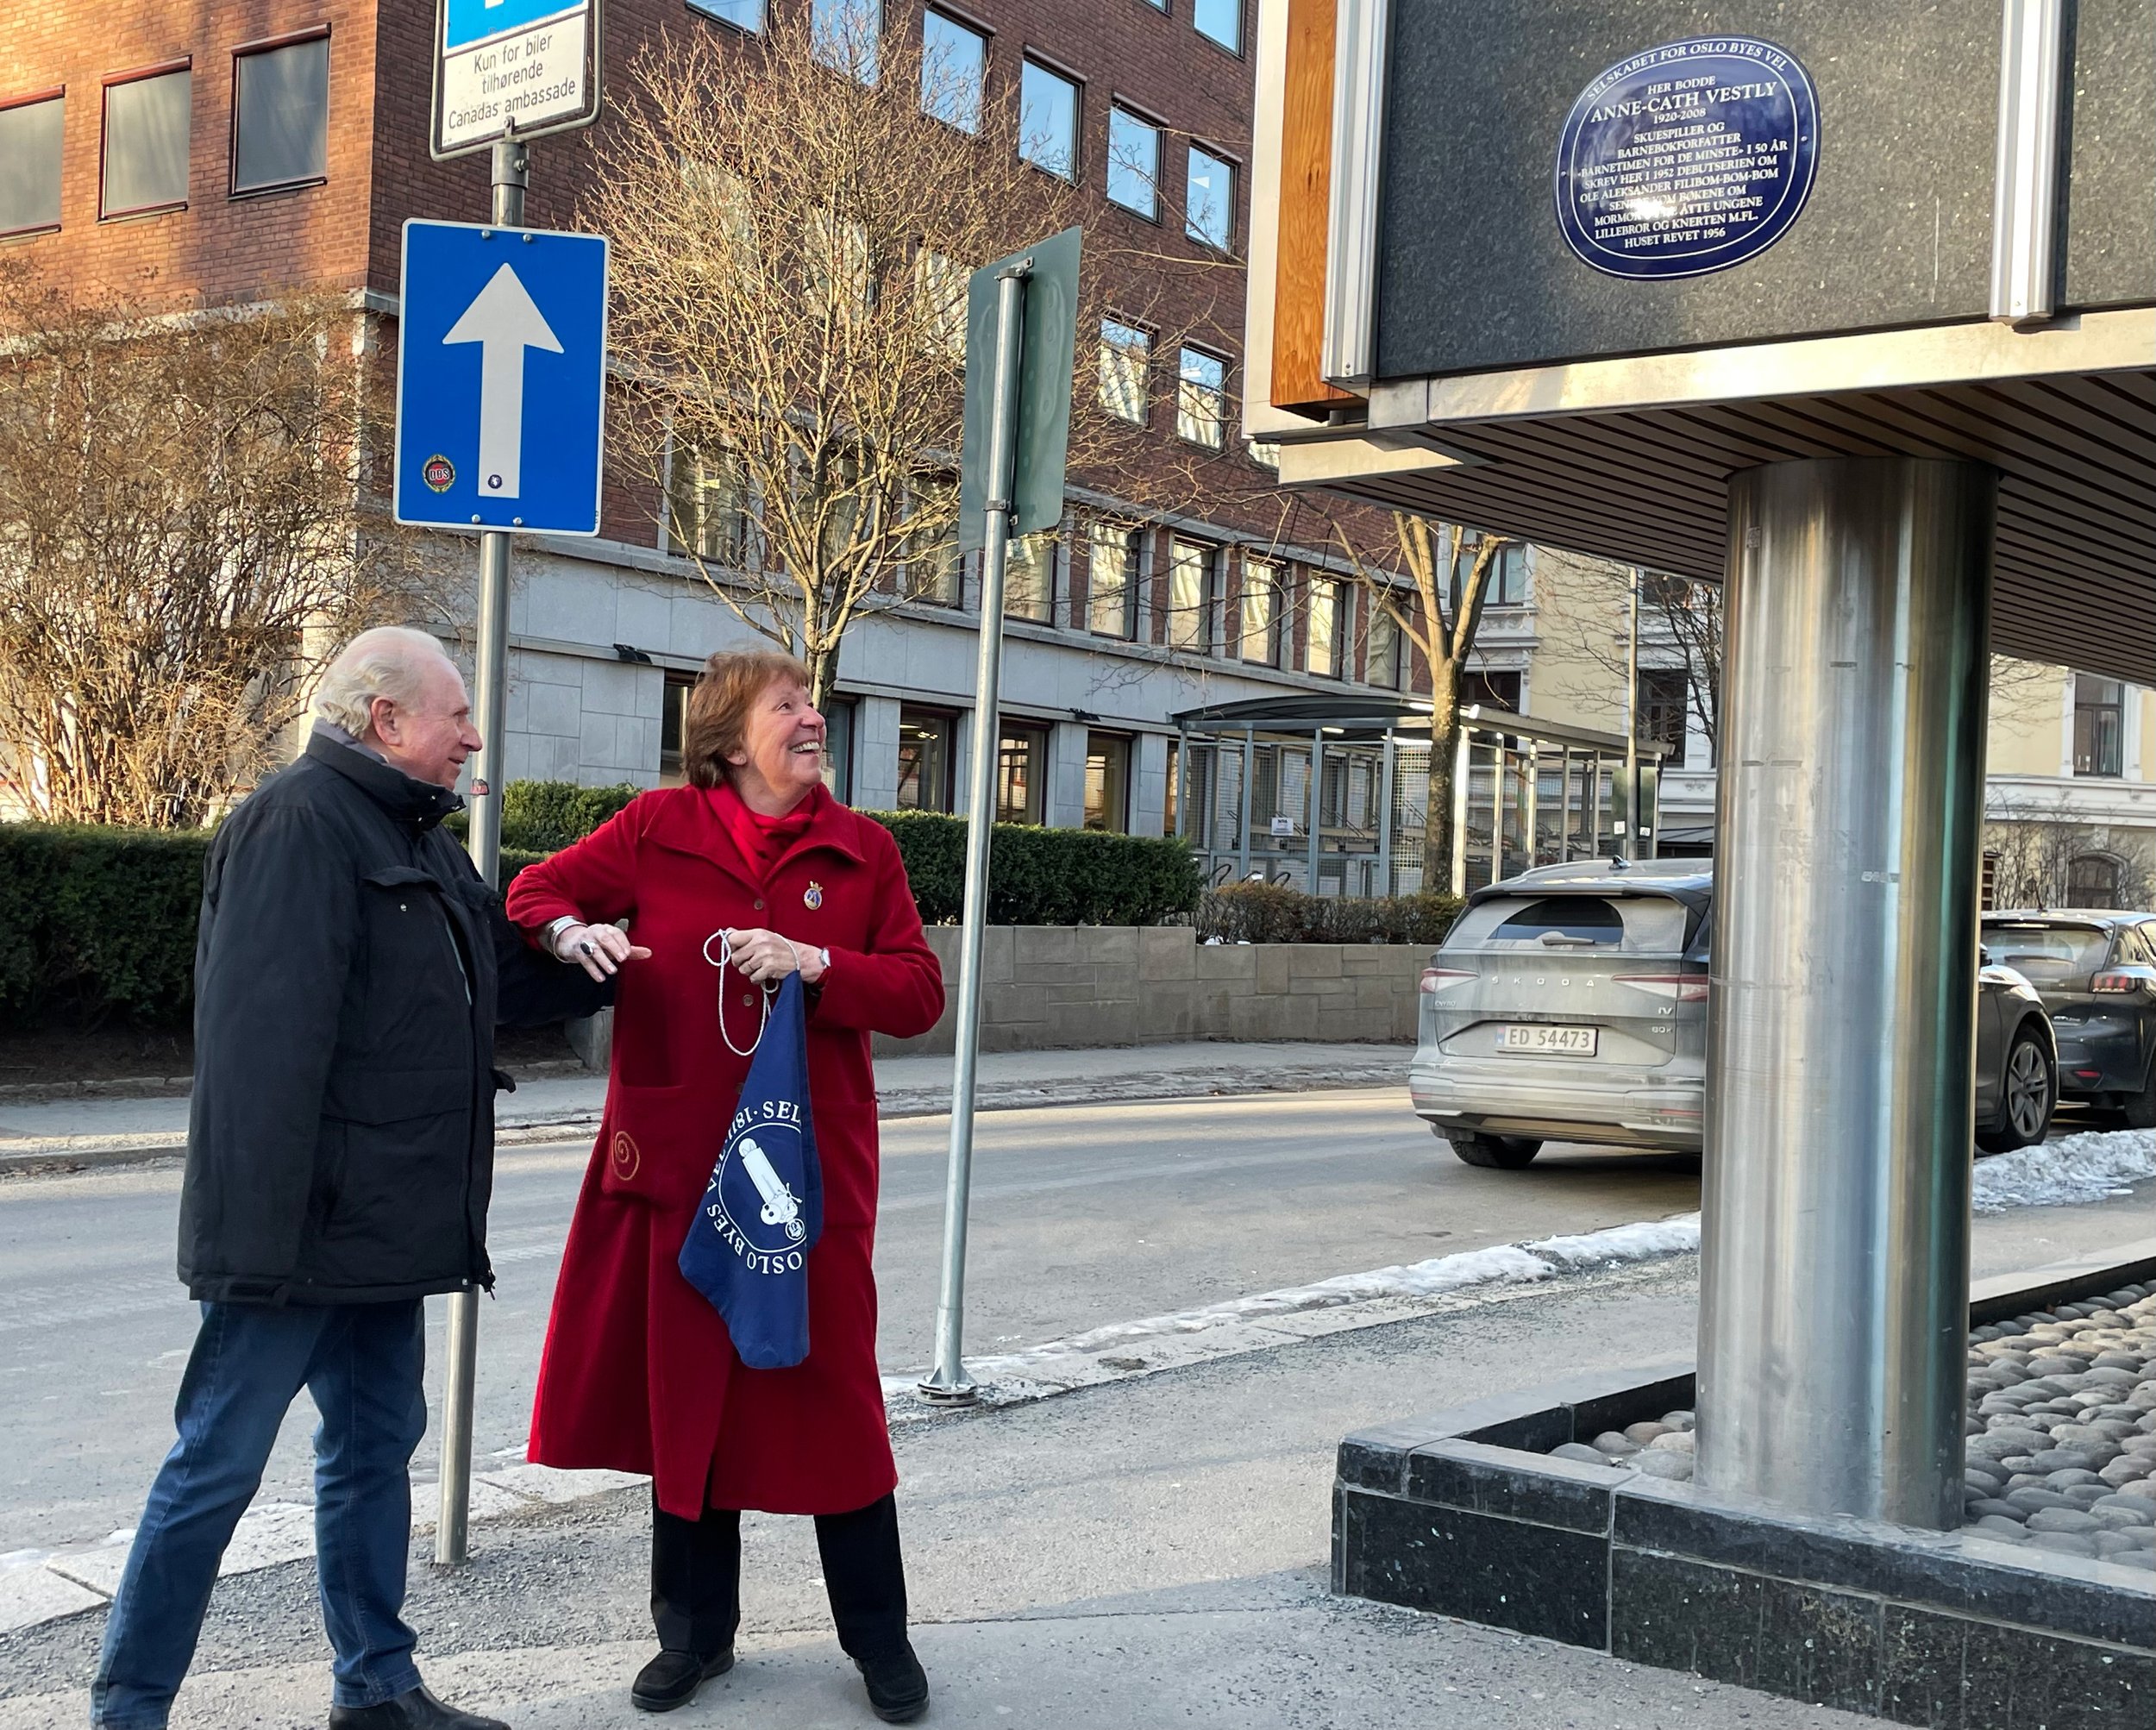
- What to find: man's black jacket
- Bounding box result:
[179,731,607,1305]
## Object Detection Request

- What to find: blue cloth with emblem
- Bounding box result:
[678,974,824,1369]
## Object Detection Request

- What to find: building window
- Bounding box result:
[897,707,956,812]
[1452,530,1528,605]
[1185,145,1234,250]
[690,0,766,28]
[907,477,963,605]
[232,36,328,194]
[2074,675,2124,777]
[1176,347,1226,448]
[102,66,191,218]
[1194,0,1243,53]
[1005,528,1056,623]
[812,0,881,82]
[1169,538,1217,654]
[1307,577,1345,678]
[1463,669,1521,711]
[1636,668,1688,770]
[1085,732,1131,832]
[1366,599,1403,688]
[1087,521,1140,639]
[1019,60,1078,181]
[660,673,699,784]
[821,696,856,801]
[912,246,968,360]
[997,724,1048,824]
[920,10,984,132]
[1099,318,1150,425]
[0,92,65,236]
[1239,561,1281,667]
[667,445,749,567]
[1106,108,1159,219]
[2067,854,2122,908]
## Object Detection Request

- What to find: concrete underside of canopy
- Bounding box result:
[1279,357,2156,686]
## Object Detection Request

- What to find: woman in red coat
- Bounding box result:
[505,650,943,1722]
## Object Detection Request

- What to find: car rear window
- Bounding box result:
[1444,893,1691,955]
[1984,924,2110,977]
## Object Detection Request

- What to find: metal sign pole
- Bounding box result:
[918,261,1030,1404]
[436,130,527,1569]
[1620,565,1640,861]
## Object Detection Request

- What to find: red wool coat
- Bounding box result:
[505,785,943,1517]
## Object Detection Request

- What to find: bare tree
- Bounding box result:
[0,267,429,827]
[1332,514,1512,891]
[1540,561,1723,755]
[1984,788,2153,912]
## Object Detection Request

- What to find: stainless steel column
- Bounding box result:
[1697,458,1995,1530]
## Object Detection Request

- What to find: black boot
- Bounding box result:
[854,1644,930,1724]
[630,1648,736,1714]
[326,1685,509,1730]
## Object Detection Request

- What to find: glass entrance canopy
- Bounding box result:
[1171,694,1668,899]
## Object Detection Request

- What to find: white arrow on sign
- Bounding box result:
[442,262,562,500]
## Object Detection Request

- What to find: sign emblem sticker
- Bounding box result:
[804,881,824,911]
[708,1106,812,1275]
[422,454,457,492]
[1554,35,1820,280]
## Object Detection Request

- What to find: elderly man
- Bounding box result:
[91,627,607,1730]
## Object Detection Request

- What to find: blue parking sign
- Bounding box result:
[394,219,609,536]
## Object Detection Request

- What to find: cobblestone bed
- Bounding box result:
[1544,1280,2156,1572]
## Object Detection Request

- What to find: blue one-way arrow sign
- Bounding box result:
[394,218,608,536]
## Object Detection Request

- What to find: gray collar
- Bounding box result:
[312,718,388,765]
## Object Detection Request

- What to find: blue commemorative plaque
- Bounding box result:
[1554,36,1819,280]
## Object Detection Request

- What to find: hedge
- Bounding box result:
[863,811,1202,927]
[1195,882,1463,947]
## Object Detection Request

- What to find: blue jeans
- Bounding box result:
[91,1300,429,1730]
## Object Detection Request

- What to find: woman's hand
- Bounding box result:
[724,927,827,986]
[551,920,652,981]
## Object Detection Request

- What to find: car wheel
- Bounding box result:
[1444,1130,1544,1169]
[1976,1028,2054,1153]
[2122,1066,2156,1131]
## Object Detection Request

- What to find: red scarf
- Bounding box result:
[709,779,819,886]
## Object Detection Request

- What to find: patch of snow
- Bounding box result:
[924,1212,1702,1394]
[1972,1127,2156,1213]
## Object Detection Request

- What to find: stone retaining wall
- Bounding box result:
[871,926,1427,1056]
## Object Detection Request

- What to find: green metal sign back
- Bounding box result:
[958,226,1081,553]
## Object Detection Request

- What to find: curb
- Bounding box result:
[0,1063,1410,1179]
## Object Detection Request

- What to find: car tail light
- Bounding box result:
[1613,973,1711,1003]
[1420,968,1477,994]
[2090,971,2140,993]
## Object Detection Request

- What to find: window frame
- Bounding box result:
[1306,575,1345,679]
[1239,559,1282,668]
[1184,141,1236,250]
[1106,105,1162,221]
[99,60,192,222]
[2073,674,2126,779]
[1634,668,1689,770]
[1175,344,1229,449]
[1086,521,1142,641]
[1192,0,1244,55]
[688,0,768,29]
[920,8,987,134]
[896,705,960,813]
[1083,730,1133,833]
[0,87,66,239]
[1098,316,1152,426]
[1018,57,1081,182]
[1168,537,1219,656]
[1365,593,1404,689]
[229,29,330,199]
[996,722,1050,824]
[811,0,883,83]
[1003,525,1060,624]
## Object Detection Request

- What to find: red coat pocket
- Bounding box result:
[597,1082,724,1211]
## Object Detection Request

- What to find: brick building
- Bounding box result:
[1,0,1449,847]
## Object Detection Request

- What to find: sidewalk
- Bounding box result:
[0,1042,1412,1175]
[0,1253,1873,1730]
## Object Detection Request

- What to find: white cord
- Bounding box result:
[704,929,774,1057]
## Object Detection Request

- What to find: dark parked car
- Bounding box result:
[1980,911,2156,1123]
[1413,861,2058,1167]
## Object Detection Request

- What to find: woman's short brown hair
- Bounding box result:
[680,649,814,789]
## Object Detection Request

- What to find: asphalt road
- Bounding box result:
[3,1088,2151,1555]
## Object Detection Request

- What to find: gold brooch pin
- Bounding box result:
[804,881,824,910]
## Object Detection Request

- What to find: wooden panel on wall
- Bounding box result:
[1271,0,1359,416]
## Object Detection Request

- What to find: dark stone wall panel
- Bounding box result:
[1879,1607,2156,1730]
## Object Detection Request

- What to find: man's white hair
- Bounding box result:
[314,627,455,737]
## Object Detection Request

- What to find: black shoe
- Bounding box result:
[630,1649,736,1714]
[854,1644,929,1724]
[327,1686,509,1730]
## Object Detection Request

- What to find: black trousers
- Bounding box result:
[651,1493,909,1663]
